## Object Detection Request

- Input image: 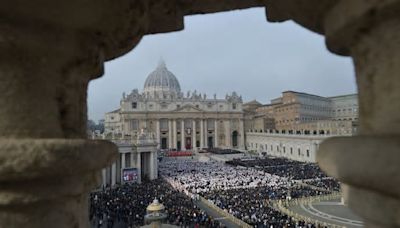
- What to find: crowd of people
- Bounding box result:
[202,186,323,227]
[160,158,286,194]
[206,148,243,154]
[304,178,341,192]
[90,156,339,228]
[227,157,329,180]
[89,179,223,228]
[159,157,337,228]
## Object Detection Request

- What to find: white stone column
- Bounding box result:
[168,119,173,149]
[181,119,185,151]
[192,119,196,150]
[214,119,219,148]
[111,161,117,186]
[137,152,141,184]
[172,119,177,149]
[225,119,231,148]
[200,119,204,148]
[149,151,154,179]
[130,152,135,168]
[121,153,126,169]
[156,119,160,149]
[239,119,245,149]
[102,168,107,187]
[120,153,126,183]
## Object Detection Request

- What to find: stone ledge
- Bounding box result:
[317,135,400,198]
[0,139,117,181]
[347,184,400,227]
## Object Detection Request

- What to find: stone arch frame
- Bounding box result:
[1,1,399,227]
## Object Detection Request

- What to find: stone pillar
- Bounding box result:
[292,1,400,227]
[225,119,231,148]
[156,119,160,149]
[239,119,245,149]
[172,119,177,149]
[121,153,126,170]
[149,151,154,179]
[130,152,135,168]
[168,119,173,149]
[111,161,117,186]
[181,119,185,151]
[137,152,142,184]
[214,119,219,148]
[0,13,118,227]
[192,119,196,150]
[200,119,204,148]
[102,168,107,187]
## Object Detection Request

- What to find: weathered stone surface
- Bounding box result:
[0,0,400,227]
[318,136,400,198]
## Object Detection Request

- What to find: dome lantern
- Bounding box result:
[143,60,181,96]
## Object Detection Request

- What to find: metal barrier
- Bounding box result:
[271,192,343,228]
[198,196,252,228]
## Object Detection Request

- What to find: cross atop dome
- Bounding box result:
[157,57,166,68]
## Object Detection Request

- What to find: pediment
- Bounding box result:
[174,104,204,112]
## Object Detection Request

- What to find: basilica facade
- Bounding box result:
[105,60,245,150]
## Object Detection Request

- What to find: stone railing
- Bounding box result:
[199,196,252,228]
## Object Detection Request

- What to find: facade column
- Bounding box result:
[156,119,160,149]
[102,168,107,187]
[181,119,185,151]
[168,119,173,149]
[225,119,231,148]
[111,161,117,186]
[149,152,154,179]
[172,119,177,149]
[137,152,142,184]
[214,119,219,148]
[239,119,245,149]
[130,152,135,168]
[121,153,126,170]
[200,119,204,148]
[192,119,196,150]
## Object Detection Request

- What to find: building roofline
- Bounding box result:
[107,108,121,114]
[328,93,358,99]
[282,90,329,99]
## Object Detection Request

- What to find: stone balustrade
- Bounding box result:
[0,0,399,227]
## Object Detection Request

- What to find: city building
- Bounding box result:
[244,91,359,162]
[105,60,245,150]
[245,91,358,134]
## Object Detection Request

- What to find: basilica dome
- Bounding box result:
[143,60,181,94]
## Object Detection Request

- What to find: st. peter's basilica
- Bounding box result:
[104,60,245,151]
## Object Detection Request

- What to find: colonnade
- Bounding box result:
[150,118,245,150]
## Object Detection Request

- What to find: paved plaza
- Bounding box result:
[290,199,363,227]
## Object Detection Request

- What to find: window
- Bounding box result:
[232,103,237,109]
[290,147,293,154]
[298,148,301,155]
[177,105,181,108]
[306,150,310,157]
[132,102,137,109]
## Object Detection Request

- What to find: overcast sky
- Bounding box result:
[88,8,357,121]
